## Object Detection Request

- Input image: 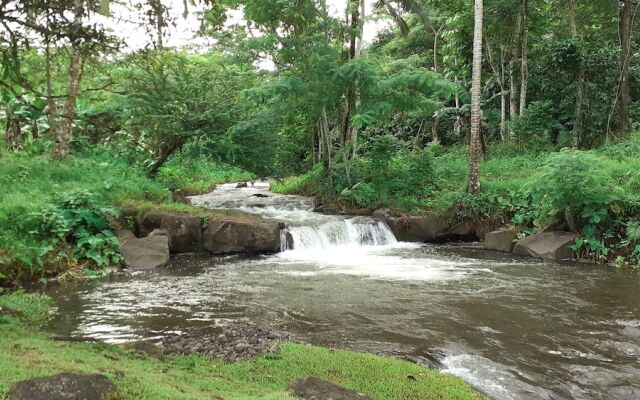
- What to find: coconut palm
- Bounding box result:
[469,0,483,194]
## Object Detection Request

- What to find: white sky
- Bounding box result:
[96,0,390,52]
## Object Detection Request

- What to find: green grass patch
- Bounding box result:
[0,293,482,400]
[157,155,255,195]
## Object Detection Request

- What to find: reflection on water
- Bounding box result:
[48,245,640,400]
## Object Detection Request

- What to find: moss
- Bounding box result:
[0,294,482,400]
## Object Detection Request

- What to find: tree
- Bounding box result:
[468,0,483,194]
[53,0,84,159]
[617,0,635,135]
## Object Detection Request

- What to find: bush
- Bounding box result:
[0,154,170,284]
[529,150,631,261]
[156,154,255,194]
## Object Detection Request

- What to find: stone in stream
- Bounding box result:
[384,214,451,242]
[118,229,169,270]
[8,373,117,400]
[485,229,518,253]
[288,377,371,400]
[513,231,578,261]
[141,212,203,253]
[202,218,281,254]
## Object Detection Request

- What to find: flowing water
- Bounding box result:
[47,183,640,400]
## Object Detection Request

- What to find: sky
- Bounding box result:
[96,0,390,52]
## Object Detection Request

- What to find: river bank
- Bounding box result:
[0,292,481,400]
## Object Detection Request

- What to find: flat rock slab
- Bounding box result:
[485,229,518,253]
[289,377,371,400]
[513,231,577,261]
[9,373,117,400]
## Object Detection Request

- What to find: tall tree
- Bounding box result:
[519,0,529,115]
[469,0,483,194]
[53,0,84,159]
[617,0,635,135]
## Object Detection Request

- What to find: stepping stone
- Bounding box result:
[289,377,371,400]
[9,373,117,400]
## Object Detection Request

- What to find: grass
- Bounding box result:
[156,155,256,195]
[0,292,482,400]
[0,151,256,285]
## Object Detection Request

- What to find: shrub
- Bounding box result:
[529,150,629,261]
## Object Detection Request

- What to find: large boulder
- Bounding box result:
[119,229,170,270]
[142,212,203,253]
[203,217,281,254]
[385,215,450,242]
[485,229,518,253]
[9,373,117,400]
[513,232,578,261]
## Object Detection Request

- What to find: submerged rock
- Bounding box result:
[119,229,169,270]
[289,377,371,400]
[8,373,117,400]
[513,232,578,261]
[485,229,518,253]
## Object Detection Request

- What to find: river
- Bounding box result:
[47,183,640,399]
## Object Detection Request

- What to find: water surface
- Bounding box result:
[47,184,640,399]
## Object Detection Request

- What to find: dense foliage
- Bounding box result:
[1,0,640,284]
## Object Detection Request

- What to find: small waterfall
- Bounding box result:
[282,217,397,251]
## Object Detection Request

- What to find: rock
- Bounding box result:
[349,216,378,225]
[119,230,169,270]
[236,182,248,188]
[513,232,578,261]
[142,212,203,253]
[289,377,371,400]
[159,323,292,361]
[485,229,518,253]
[282,231,294,251]
[202,217,281,254]
[405,348,447,369]
[114,229,136,242]
[8,373,117,400]
[385,215,450,242]
[447,221,476,240]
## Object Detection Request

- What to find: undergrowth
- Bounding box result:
[274,135,640,266]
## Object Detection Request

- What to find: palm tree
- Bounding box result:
[468,0,483,194]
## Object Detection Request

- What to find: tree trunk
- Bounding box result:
[149,0,165,50]
[318,107,333,172]
[519,0,529,115]
[618,0,633,135]
[149,138,183,177]
[5,116,23,151]
[432,25,443,73]
[568,0,584,147]
[341,0,360,165]
[509,5,522,120]
[53,0,84,159]
[45,0,57,137]
[469,0,484,195]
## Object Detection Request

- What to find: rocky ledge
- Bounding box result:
[116,209,283,269]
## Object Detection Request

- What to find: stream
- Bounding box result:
[47,183,640,400]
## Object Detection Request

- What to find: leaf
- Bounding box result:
[99,0,110,17]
